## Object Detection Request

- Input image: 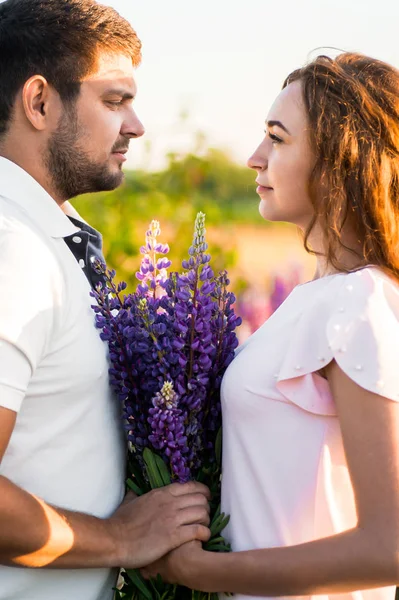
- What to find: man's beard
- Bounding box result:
[45,106,124,200]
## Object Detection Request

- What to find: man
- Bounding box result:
[0,1,210,599]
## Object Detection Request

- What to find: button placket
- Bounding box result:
[64,220,105,289]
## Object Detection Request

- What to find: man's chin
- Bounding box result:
[68,172,125,197]
[111,170,125,188]
[95,169,125,192]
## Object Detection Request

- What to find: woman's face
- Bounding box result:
[248,80,316,229]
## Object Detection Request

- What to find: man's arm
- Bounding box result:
[0,406,211,570]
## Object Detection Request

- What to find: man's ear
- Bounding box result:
[22,75,52,131]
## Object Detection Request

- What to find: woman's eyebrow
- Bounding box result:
[267,120,291,135]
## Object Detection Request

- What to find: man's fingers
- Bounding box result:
[141,566,155,580]
[180,523,211,544]
[179,505,211,527]
[176,492,210,512]
[123,490,137,503]
[169,481,211,499]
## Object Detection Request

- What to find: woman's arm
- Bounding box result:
[176,527,393,595]
[143,360,399,595]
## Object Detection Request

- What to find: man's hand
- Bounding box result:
[0,410,210,572]
[108,482,211,569]
[141,540,204,587]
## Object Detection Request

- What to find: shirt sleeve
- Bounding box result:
[0,341,32,412]
[0,220,61,412]
[276,267,399,415]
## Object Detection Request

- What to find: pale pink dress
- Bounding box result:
[220,266,397,600]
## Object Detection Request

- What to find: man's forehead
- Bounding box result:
[85,52,136,89]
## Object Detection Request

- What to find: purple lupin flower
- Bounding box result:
[175,213,215,401]
[148,381,190,481]
[90,213,240,597]
[90,213,242,477]
[270,274,289,313]
[136,220,171,296]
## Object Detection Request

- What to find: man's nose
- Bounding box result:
[122,110,145,139]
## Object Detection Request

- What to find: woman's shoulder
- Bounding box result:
[307,265,399,313]
[276,265,399,412]
[304,265,399,373]
[336,264,398,291]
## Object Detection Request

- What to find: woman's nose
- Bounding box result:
[247,144,267,171]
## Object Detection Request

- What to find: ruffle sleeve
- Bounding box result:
[276,267,399,415]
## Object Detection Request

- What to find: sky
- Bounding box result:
[2,0,397,170]
[103,0,399,171]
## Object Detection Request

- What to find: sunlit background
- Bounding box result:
[104,0,399,170]
[74,0,399,338]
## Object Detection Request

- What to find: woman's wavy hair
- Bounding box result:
[284,52,399,279]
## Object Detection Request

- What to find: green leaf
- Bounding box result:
[204,506,231,553]
[209,512,228,537]
[217,514,230,534]
[148,577,162,599]
[125,569,153,600]
[205,536,224,545]
[128,457,149,493]
[210,503,221,525]
[160,587,178,600]
[153,452,172,486]
[196,468,207,483]
[143,448,166,489]
[126,478,144,496]
[204,543,231,552]
[210,512,230,537]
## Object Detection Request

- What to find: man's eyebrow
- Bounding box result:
[267,120,291,135]
[102,88,135,100]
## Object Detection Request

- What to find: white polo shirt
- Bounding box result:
[0,157,125,600]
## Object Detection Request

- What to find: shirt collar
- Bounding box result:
[0,157,81,238]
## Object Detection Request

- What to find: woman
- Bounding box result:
[143,53,399,599]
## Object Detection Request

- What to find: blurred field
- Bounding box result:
[206,223,316,289]
[74,147,316,337]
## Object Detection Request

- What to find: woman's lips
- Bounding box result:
[256,184,273,194]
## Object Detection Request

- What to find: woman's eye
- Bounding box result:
[268,132,282,144]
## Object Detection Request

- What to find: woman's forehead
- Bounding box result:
[266,80,306,134]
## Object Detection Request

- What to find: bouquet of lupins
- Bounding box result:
[91,213,241,599]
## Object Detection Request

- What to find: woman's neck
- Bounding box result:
[307,222,365,280]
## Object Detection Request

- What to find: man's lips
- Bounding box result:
[112,148,129,161]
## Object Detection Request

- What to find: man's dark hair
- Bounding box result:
[0,0,142,136]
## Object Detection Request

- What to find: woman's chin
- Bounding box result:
[258,201,305,227]
[258,201,283,223]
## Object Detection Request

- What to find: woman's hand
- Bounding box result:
[141,540,205,588]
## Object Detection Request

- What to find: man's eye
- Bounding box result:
[106,100,122,107]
